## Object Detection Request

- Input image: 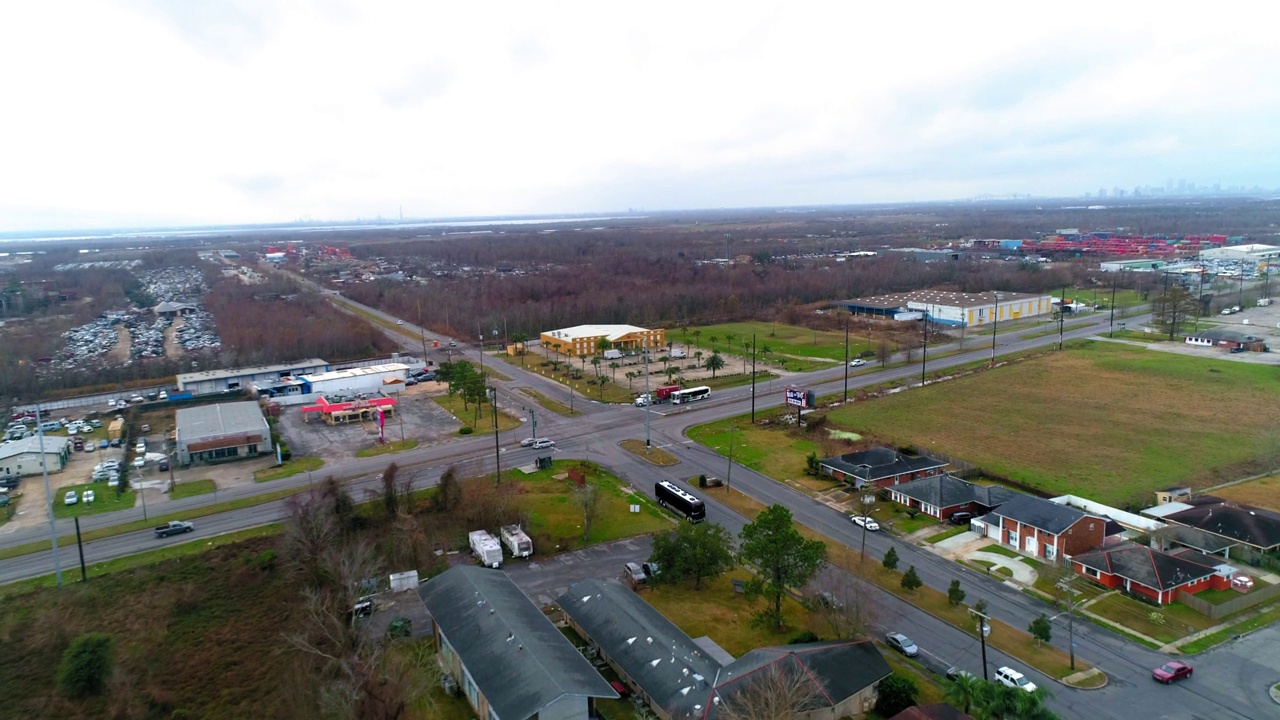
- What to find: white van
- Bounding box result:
[603,349,623,360]
[670,348,688,359]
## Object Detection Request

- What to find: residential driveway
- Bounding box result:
[930,531,989,560]
[966,551,1037,585]
[503,536,655,608]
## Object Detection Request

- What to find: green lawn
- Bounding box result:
[254,456,324,482]
[925,525,970,544]
[517,460,673,547]
[1086,594,1217,644]
[170,478,217,500]
[643,569,814,656]
[51,482,135,519]
[688,416,823,485]
[980,544,1020,558]
[354,439,420,458]
[824,341,1280,506]
[1181,603,1280,653]
[432,394,523,431]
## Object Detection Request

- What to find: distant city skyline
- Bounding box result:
[3,2,1279,232]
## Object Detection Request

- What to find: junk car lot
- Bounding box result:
[275,382,463,464]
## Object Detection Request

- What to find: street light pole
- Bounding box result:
[490,386,501,486]
[843,319,850,402]
[642,339,651,449]
[970,609,991,681]
[34,404,63,587]
[920,316,928,385]
[750,334,757,423]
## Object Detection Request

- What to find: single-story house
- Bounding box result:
[1183,328,1267,352]
[1157,496,1280,559]
[153,301,199,317]
[1071,543,1230,604]
[0,435,71,477]
[888,474,1018,521]
[558,579,891,720]
[982,494,1106,561]
[819,447,948,489]
[419,566,618,720]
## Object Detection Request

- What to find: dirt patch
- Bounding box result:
[164,315,186,359]
[106,324,131,364]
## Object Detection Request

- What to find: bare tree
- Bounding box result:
[573,483,600,541]
[716,663,827,720]
[809,568,881,640]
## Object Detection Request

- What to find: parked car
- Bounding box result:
[132,457,146,468]
[109,438,122,448]
[98,440,109,449]
[995,666,1037,693]
[89,419,103,428]
[128,395,145,404]
[404,378,418,386]
[531,438,556,449]
[83,490,95,503]
[885,632,918,657]
[1152,661,1192,684]
[1230,346,1246,354]
[946,667,977,682]
[136,440,146,453]
[396,320,404,325]
[850,515,880,531]
[63,490,78,505]
[159,459,169,472]
[849,358,867,367]
[84,443,96,453]
[158,390,168,401]
[949,512,975,526]
[623,562,648,588]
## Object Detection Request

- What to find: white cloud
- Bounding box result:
[1,1,1278,231]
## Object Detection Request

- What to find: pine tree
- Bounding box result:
[948,579,966,607]
[901,565,922,592]
[882,545,899,571]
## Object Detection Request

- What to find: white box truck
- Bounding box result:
[603,349,623,360]
[469,530,503,568]
[500,524,533,558]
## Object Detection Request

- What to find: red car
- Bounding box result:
[1152,661,1193,684]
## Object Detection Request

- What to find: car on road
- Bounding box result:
[447,340,457,347]
[520,437,538,447]
[155,520,195,538]
[64,490,78,505]
[995,666,1037,693]
[531,438,556,449]
[396,320,404,325]
[1152,661,1193,684]
[885,632,918,657]
[83,490,95,503]
[849,358,867,367]
[850,515,880,531]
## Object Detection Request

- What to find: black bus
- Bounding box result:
[655,481,706,523]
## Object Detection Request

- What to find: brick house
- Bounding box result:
[983,494,1105,561]
[1072,543,1230,604]
[819,447,948,489]
[888,474,1018,522]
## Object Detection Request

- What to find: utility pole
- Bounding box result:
[1109,275,1118,337]
[1058,285,1067,350]
[642,339,651,448]
[726,424,735,491]
[490,386,501,485]
[843,319,850,402]
[920,316,929,385]
[74,517,87,582]
[34,404,63,587]
[750,334,757,422]
[990,292,1001,367]
[969,609,991,681]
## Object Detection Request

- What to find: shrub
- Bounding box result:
[459,426,474,435]
[58,632,115,698]
[789,630,822,644]
[875,673,918,717]
[947,579,966,607]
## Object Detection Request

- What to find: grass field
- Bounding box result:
[643,569,816,656]
[170,478,216,499]
[432,394,523,432]
[52,482,135,519]
[254,456,324,482]
[825,341,1280,506]
[355,439,420,457]
[516,460,673,547]
[1086,594,1218,644]
[679,321,873,363]
[1211,474,1280,510]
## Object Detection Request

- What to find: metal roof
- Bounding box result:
[175,402,268,440]
[421,567,617,720]
[542,324,654,342]
[176,359,328,384]
[0,434,69,460]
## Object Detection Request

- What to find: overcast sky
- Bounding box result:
[3,1,1278,232]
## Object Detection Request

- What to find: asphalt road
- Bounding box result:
[2,297,1268,719]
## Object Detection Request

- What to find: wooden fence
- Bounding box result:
[1176,580,1280,619]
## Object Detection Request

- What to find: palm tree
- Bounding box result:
[511,332,529,366]
[625,371,636,390]
[704,352,725,378]
[660,354,670,372]
[608,361,620,381]
[944,674,984,716]
[708,334,718,352]
[724,332,736,351]
[591,357,602,380]
[692,329,703,346]
[596,375,607,399]
[694,350,704,365]
[666,340,674,358]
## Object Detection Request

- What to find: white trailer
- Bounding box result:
[469,530,503,568]
[500,524,533,558]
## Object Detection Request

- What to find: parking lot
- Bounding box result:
[275,382,464,465]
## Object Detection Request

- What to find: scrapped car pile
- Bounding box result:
[174,309,220,352]
[141,265,208,301]
[58,316,122,367]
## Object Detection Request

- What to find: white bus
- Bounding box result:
[669,386,711,405]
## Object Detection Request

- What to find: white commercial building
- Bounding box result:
[1199,244,1280,265]
[0,435,71,477]
[300,363,409,397]
[842,290,1054,327]
[177,359,330,394]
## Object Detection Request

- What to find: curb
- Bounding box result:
[1061,667,1108,690]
